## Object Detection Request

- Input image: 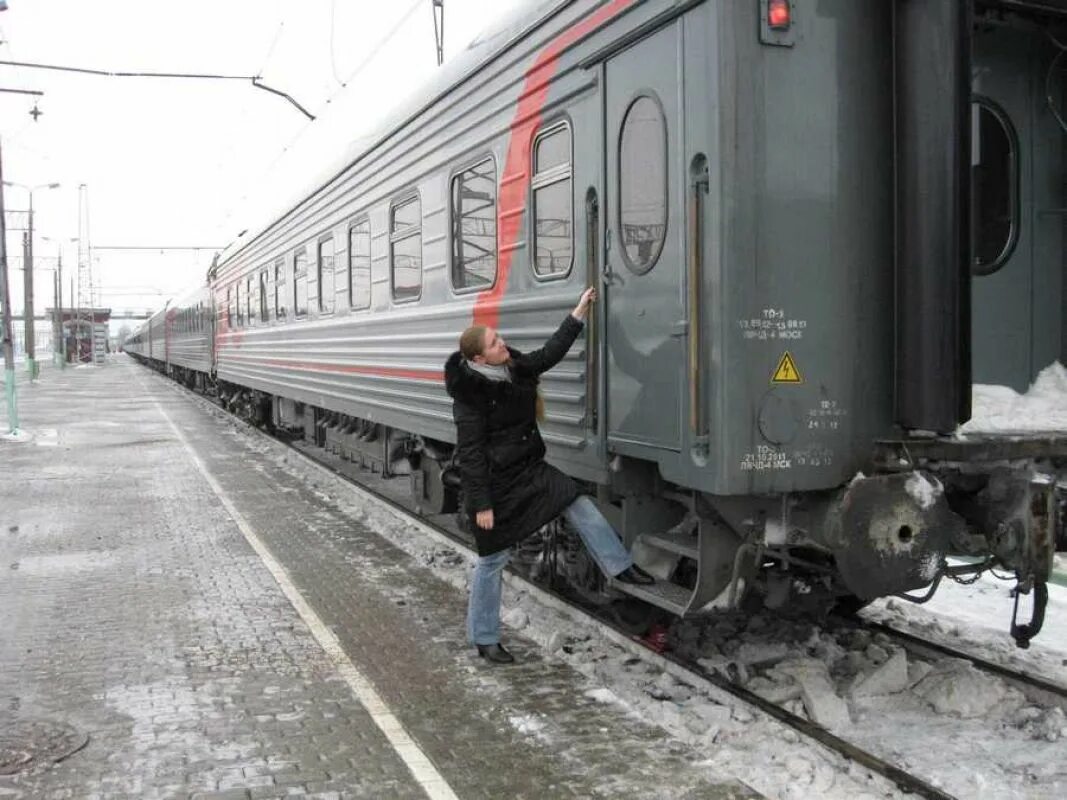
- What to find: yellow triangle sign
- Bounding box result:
[771,351,803,384]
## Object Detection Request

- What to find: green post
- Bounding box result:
[0,139,18,434]
[3,368,16,434]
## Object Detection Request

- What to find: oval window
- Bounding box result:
[971,99,1019,276]
[619,95,667,274]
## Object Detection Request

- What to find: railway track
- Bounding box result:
[173,377,1066,800]
[859,620,1067,710]
[275,434,963,800]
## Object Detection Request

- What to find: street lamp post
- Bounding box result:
[42,236,77,368]
[0,141,17,434]
[3,180,60,380]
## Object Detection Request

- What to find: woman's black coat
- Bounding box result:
[444,315,584,556]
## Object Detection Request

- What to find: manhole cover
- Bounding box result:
[0,720,88,775]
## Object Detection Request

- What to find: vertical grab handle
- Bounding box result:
[688,156,709,439]
[585,188,600,433]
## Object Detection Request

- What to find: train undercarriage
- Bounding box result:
[193,377,1063,650]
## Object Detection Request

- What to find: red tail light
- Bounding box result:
[768,0,791,30]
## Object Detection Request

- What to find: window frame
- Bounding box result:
[529,118,575,282]
[274,257,287,320]
[293,246,309,319]
[389,192,423,303]
[971,95,1020,277]
[259,268,269,322]
[347,216,373,311]
[448,154,499,295]
[317,233,336,314]
[246,275,254,326]
[617,91,669,276]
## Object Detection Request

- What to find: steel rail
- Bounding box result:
[858,620,1067,705]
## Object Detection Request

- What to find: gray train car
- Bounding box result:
[146,306,168,366]
[122,319,150,361]
[165,285,214,390]
[194,0,1064,643]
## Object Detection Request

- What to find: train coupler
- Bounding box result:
[1009,578,1048,649]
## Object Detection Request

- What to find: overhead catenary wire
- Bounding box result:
[326,0,423,99]
[218,0,428,232]
[330,0,344,87]
[0,58,316,120]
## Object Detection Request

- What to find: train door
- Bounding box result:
[603,23,686,452]
[970,25,1066,391]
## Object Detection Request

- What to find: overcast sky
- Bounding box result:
[0,0,526,330]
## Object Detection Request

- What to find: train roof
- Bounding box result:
[214,0,570,271]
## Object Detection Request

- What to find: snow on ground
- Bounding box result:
[959,361,1067,435]
[863,567,1067,689]
[0,428,35,443]
[174,383,1067,800]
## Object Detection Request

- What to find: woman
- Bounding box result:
[443,287,654,664]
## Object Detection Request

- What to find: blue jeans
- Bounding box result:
[467,495,633,645]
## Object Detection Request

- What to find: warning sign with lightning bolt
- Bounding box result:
[771,351,803,384]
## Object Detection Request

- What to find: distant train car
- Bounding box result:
[135,0,1065,645]
[165,285,214,390]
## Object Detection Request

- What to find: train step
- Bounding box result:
[639,530,698,560]
[608,577,693,616]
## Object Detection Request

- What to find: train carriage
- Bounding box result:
[164,285,214,390]
[135,0,1066,645]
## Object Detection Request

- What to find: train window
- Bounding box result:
[972,99,1019,276]
[348,219,372,310]
[235,281,243,327]
[274,258,287,319]
[259,269,269,322]
[318,235,335,313]
[451,158,497,291]
[536,127,569,173]
[391,195,422,301]
[246,276,254,326]
[619,95,668,274]
[226,288,233,329]
[532,123,573,278]
[294,247,309,318]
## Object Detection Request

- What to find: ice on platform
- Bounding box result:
[0,428,34,443]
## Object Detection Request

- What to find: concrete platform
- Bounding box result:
[0,357,759,800]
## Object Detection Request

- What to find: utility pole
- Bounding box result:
[57,251,64,367]
[76,184,97,365]
[433,0,445,66]
[4,179,59,378]
[52,268,58,366]
[23,217,36,379]
[0,140,18,434]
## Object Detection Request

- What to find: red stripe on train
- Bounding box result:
[472,0,636,331]
[222,356,443,383]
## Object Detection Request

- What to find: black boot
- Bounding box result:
[614,564,655,585]
[476,643,516,664]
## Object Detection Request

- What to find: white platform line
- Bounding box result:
[147,390,460,800]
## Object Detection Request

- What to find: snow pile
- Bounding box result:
[904,472,942,510]
[959,361,1067,435]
